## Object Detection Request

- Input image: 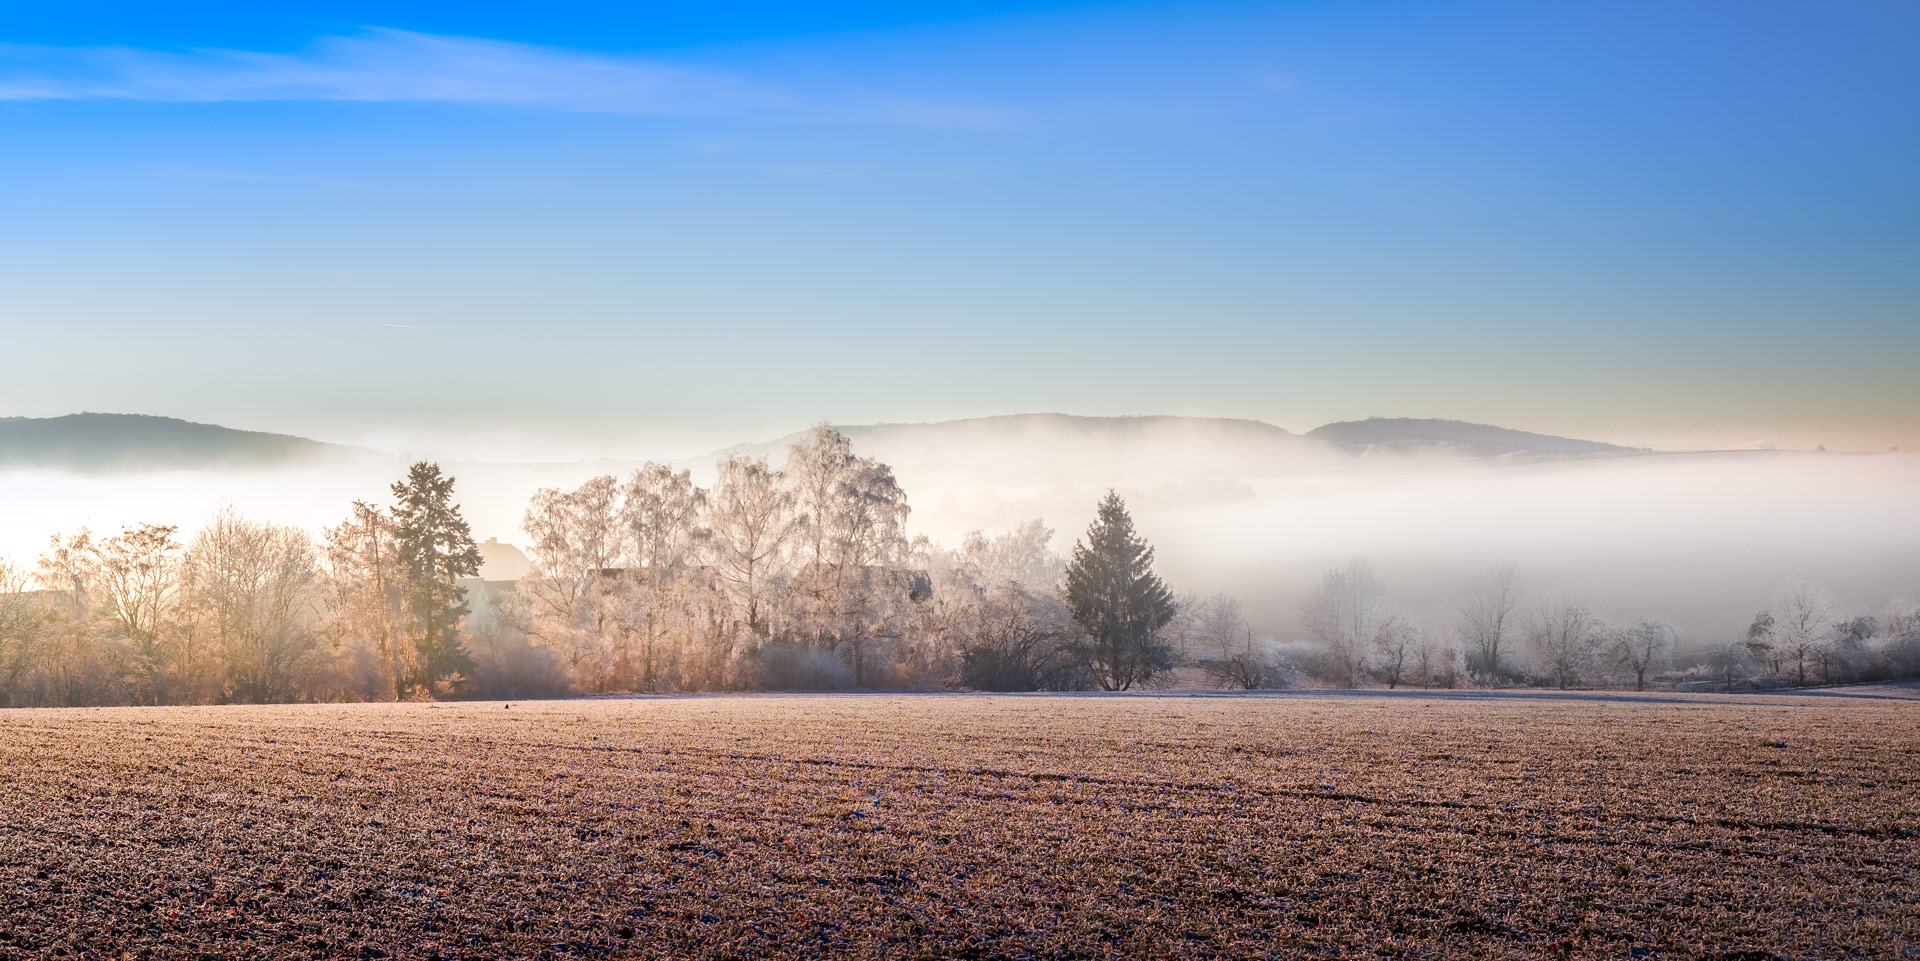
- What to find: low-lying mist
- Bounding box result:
[4,438,1914,644]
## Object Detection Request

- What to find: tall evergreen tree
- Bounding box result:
[1063,490,1177,690]
[391,462,483,695]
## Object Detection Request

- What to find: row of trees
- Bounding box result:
[1186,560,1920,693]
[0,427,1183,705]
[2,423,1914,705]
[0,463,484,707]
[504,426,1177,694]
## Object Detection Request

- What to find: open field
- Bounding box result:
[2,689,1916,959]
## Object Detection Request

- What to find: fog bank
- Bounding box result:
[3,446,1913,643]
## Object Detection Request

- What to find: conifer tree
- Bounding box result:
[391,462,483,694]
[1063,490,1176,690]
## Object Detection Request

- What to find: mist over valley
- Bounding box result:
[5,411,1911,643]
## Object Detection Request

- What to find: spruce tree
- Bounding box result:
[1063,490,1177,690]
[390,461,483,695]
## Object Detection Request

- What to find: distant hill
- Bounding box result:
[0,411,1645,477]
[0,413,351,472]
[1306,418,1640,457]
[715,412,1638,477]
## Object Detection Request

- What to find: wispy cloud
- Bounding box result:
[0,29,1018,128]
[0,29,785,114]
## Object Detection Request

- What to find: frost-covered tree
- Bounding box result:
[35,529,110,706]
[93,523,182,704]
[1879,600,1920,678]
[956,520,1061,593]
[784,425,912,685]
[1062,491,1176,691]
[1611,618,1672,691]
[620,463,709,690]
[322,501,407,699]
[1527,598,1602,690]
[1705,636,1751,692]
[1768,580,1833,686]
[1373,618,1419,690]
[182,509,322,703]
[1459,564,1519,684]
[704,455,800,641]
[1819,615,1875,684]
[957,583,1085,692]
[522,474,626,687]
[1410,629,1458,689]
[391,462,483,694]
[1301,559,1392,688]
[1182,594,1280,690]
[0,558,42,708]
[1744,610,1780,675]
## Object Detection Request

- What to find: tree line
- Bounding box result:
[0,462,488,707]
[1197,560,1920,693]
[0,427,1179,706]
[1,425,1914,706]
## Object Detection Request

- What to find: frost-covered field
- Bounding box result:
[1,689,1915,959]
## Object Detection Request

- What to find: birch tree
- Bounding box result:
[704,455,800,641]
[620,462,708,690]
[521,474,625,687]
[784,426,912,684]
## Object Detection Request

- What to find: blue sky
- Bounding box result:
[2,1,1916,456]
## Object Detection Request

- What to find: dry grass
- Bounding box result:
[1,687,1916,959]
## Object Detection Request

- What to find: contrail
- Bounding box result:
[379,323,428,330]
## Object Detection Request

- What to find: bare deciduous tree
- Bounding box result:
[521,474,625,687]
[1187,595,1279,690]
[1301,559,1392,688]
[1410,629,1457,689]
[1459,563,1519,685]
[322,501,406,699]
[1373,618,1418,689]
[1527,598,1601,690]
[183,509,323,703]
[93,523,182,704]
[1611,618,1671,691]
[0,558,41,707]
[36,530,106,706]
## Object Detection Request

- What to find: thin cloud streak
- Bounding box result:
[0,29,776,113]
[0,28,1013,126]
